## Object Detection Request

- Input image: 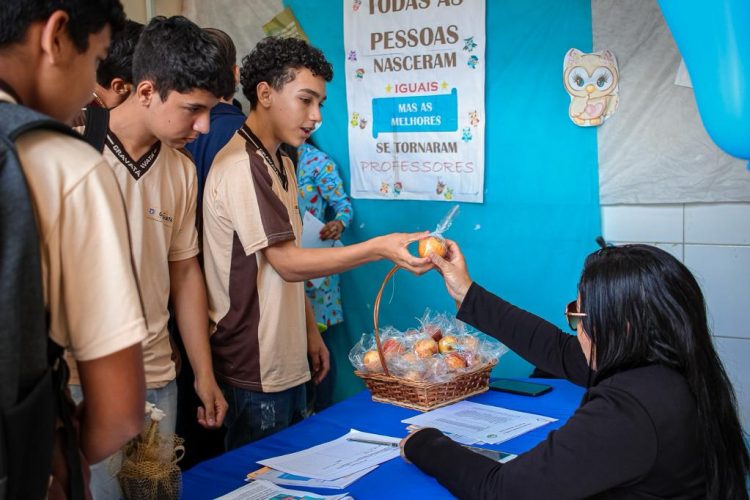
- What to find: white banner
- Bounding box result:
[344,0,486,203]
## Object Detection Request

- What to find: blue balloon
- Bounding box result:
[658,0,750,160]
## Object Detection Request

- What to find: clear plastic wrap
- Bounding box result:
[349,309,508,383]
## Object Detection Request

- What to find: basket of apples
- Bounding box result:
[349,264,507,412]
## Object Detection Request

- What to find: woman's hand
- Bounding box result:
[319,220,345,240]
[429,239,473,304]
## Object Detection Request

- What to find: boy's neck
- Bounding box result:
[244,111,280,157]
[109,96,159,157]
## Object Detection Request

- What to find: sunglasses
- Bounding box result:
[565,300,587,331]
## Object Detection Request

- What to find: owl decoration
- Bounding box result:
[563,48,619,127]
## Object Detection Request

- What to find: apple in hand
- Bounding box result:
[363,350,384,373]
[414,338,439,358]
[438,335,458,353]
[418,236,447,258]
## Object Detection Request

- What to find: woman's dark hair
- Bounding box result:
[96,19,143,86]
[240,36,333,109]
[203,27,237,101]
[132,16,234,101]
[578,244,749,499]
[0,0,125,51]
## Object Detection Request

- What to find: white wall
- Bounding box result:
[602,203,750,430]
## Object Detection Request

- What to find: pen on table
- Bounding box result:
[346,437,399,447]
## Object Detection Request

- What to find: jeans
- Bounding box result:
[69,379,178,500]
[220,382,306,451]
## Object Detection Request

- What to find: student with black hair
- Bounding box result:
[0,0,147,497]
[403,242,750,500]
[202,36,432,450]
[92,19,143,109]
[68,15,232,498]
[73,19,143,152]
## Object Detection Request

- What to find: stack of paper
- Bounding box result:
[246,465,376,490]
[217,479,351,500]
[245,429,400,490]
[402,400,556,445]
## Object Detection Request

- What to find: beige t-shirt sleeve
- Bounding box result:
[168,164,199,262]
[224,157,295,256]
[52,160,148,361]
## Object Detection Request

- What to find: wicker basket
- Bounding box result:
[354,265,495,412]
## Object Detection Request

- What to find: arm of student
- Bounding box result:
[169,256,228,428]
[305,297,329,384]
[263,231,432,282]
[76,344,145,463]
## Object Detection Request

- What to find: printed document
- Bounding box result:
[402,401,556,444]
[258,429,400,480]
[300,211,343,288]
[216,479,350,500]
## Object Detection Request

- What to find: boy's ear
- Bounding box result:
[256,81,272,108]
[40,10,72,65]
[136,80,156,106]
[111,78,132,96]
[232,65,240,86]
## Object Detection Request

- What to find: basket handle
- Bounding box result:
[372,264,460,377]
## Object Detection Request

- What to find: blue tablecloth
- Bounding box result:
[182,378,584,499]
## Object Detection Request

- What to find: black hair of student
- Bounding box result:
[240,36,333,109]
[0,0,125,51]
[203,27,237,101]
[131,16,234,101]
[578,244,750,500]
[96,19,143,86]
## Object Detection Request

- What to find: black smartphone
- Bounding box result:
[489,378,553,397]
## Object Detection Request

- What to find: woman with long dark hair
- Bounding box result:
[401,242,749,499]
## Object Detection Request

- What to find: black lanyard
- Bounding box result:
[239,125,288,191]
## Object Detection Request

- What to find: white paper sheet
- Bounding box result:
[246,465,377,490]
[216,479,350,500]
[258,429,400,480]
[402,401,556,445]
[300,211,343,289]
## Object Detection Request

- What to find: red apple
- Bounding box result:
[438,335,458,353]
[445,352,468,370]
[459,335,479,352]
[363,350,383,373]
[382,338,405,357]
[401,352,418,364]
[414,338,439,358]
[418,236,447,258]
[402,370,424,382]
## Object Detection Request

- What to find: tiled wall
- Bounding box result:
[601,203,750,430]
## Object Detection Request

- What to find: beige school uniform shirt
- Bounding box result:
[203,125,309,393]
[1,90,147,363]
[67,127,200,388]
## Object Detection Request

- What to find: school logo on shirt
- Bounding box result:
[146,207,174,226]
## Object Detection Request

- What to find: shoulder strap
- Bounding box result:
[82,106,109,152]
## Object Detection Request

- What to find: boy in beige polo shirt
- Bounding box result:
[0,0,147,495]
[203,37,432,450]
[68,16,234,497]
